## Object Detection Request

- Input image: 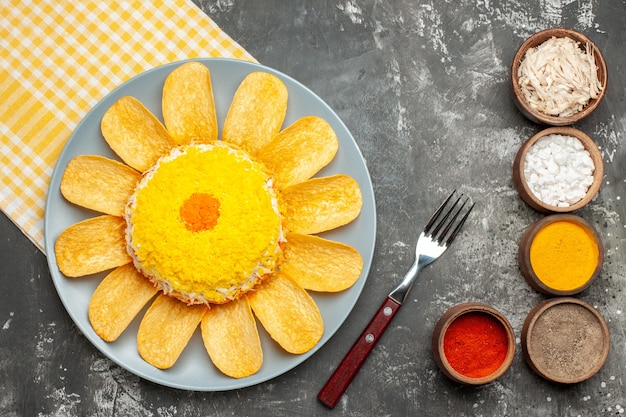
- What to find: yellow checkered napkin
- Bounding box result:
[0,0,254,252]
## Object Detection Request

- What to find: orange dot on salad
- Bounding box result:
[180,193,220,232]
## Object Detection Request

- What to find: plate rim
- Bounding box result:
[43,57,376,391]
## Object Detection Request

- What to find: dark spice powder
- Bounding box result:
[529,302,605,380]
[443,312,509,378]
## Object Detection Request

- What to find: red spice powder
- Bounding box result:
[443,312,508,378]
[179,193,220,232]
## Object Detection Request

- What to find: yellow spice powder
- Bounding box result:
[529,220,599,291]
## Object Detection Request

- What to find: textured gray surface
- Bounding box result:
[2,0,625,415]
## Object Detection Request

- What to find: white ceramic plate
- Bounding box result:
[44,58,376,391]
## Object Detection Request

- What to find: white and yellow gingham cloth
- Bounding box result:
[0,0,254,252]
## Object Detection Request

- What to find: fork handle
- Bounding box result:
[318,297,401,408]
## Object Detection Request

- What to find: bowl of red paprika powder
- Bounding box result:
[432,302,515,385]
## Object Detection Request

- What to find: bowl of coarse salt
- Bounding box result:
[511,28,607,126]
[513,127,603,212]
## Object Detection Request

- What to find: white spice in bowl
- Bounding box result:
[523,134,594,207]
[513,127,604,213]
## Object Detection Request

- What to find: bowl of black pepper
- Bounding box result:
[521,297,609,384]
[511,28,608,125]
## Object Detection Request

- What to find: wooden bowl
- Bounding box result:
[432,302,515,385]
[518,214,604,296]
[513,126,603,213]
[511,28,607,125]
[521,298,610,384]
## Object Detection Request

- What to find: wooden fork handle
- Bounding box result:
[317,297,401,408]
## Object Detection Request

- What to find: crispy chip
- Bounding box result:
[60,155,141,216]
[281,233,363,292]
[54,215,131,277]
[247,272,323,354]
[201,298,263,378]
[222,72,288,154]
[89,264,158,342]
[162,62,218,145]
[101,96,174,172]
[257,116,338,188]
[281,174,363,234]
[137,294,207,369]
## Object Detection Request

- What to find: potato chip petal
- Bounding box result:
[89,263,158,342]
[257,116,338,188]
[222,72,288,155]
[101,96,174,172]
[60,155,141,216]
[247,272,323,354]
[201,298,263,378]
[54,215,131,277]
[137,294,207,369]
[281,233,363,292]
[162,62,218,145]
[281,174,363,234]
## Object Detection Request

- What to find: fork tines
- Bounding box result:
[425,190,474,246]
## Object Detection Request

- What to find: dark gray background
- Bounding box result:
[2,1,625,415]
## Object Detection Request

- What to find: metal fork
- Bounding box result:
[318,190,474,408]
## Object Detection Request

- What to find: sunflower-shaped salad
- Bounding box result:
[53,62,364,379]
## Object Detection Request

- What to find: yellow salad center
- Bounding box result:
[125,142,284,304]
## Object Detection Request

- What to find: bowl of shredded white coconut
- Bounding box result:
[513,127,603,212]
[511,28,607,125]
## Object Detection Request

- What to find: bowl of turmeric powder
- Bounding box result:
[511,28,607,126]
[518,214,604,296]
